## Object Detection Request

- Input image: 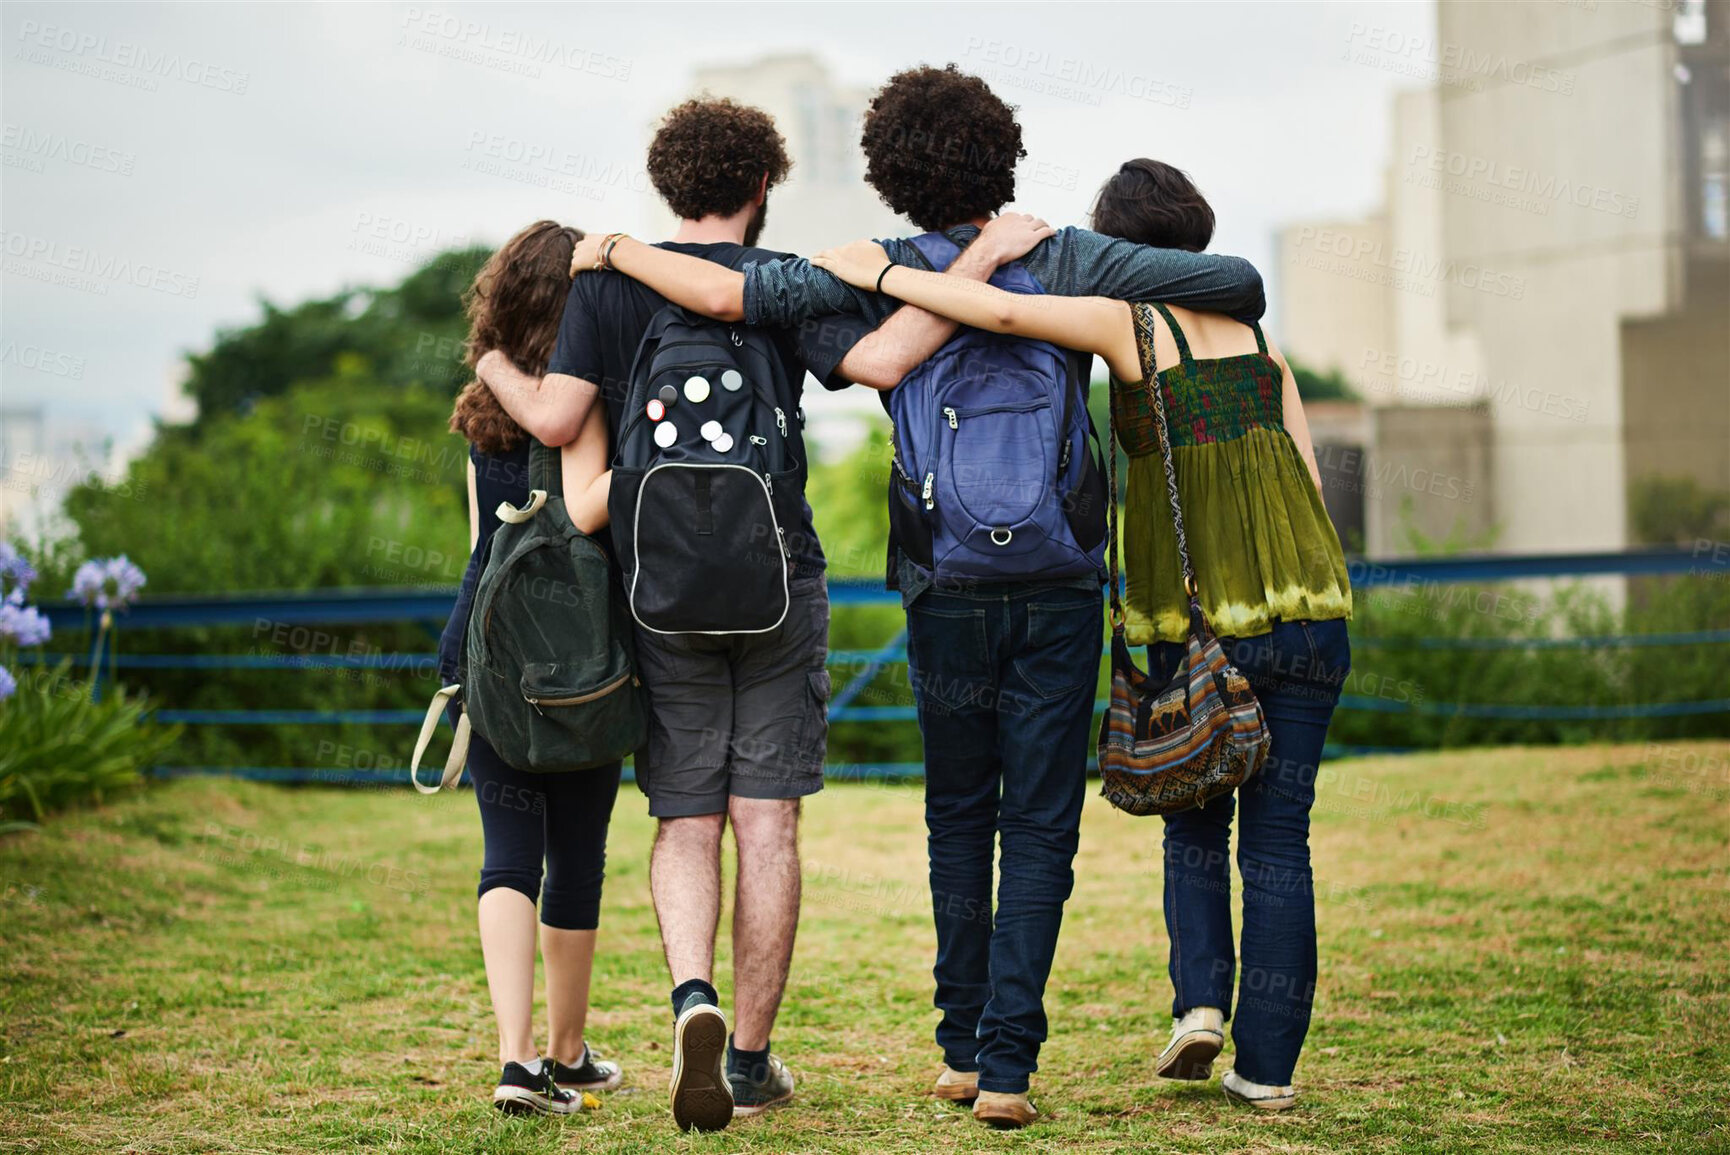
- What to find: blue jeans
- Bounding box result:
[1147,618,1350,1086]
[905,583,1103,1094]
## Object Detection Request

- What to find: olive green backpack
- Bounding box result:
[411,441,646,792]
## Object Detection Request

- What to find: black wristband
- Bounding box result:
[874,263,894,294]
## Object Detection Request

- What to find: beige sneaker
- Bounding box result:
[973,1090,1039,1128]
[932,1065,979,1102]
[1155,1006,1224,1081]
[1223,1068,1297,1111]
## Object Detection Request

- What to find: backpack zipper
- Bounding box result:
[775,407,788,436]
[944,406,958,429]
[922,472,935,510]
[526,669,635,714]
[888,420,912,482]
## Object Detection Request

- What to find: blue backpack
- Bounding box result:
[884,230,1109,586]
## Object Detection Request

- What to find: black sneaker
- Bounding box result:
[670,995,733,1131]
[729,1052,795,1117]
[492,1060,585,1115]
[552,1044,623,1093]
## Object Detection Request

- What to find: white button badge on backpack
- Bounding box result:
[721,369,743,392]
[712,433,734,453]
[654,421,678,448]
[700,420,722,442]
[684,375,711,403]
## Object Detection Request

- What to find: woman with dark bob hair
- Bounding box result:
[810,160,1353,1114]
[441,220,622,1115]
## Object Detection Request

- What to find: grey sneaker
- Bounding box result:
[729,1052,795,1117]
[670,997,733,1131]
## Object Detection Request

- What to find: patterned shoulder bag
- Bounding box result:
[1097,303,1272,815]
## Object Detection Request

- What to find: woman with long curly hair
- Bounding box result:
[439,220,622,1115]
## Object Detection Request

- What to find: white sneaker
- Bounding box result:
[1155,1006,1224,1080]
[1223,1068,1297,1111]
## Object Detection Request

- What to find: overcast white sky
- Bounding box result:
[1,0,1433,455]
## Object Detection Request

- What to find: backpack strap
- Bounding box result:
[497,490,547,524]
[1148,301,1195,368]
[905,231,957,273]
[409,684,470,794]
[528,439,562,496]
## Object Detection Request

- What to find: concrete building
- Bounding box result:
[1277,0,1729,557]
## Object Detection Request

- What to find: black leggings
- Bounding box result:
[467,730,622,931]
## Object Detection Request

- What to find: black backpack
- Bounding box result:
[411,440,646,792]
[608,304,803,635]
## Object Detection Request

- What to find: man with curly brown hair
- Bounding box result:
[476,94,1025,1132]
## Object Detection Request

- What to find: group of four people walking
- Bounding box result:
[437,61,1351,1131]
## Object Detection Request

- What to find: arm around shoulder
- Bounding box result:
[476,351,594,447]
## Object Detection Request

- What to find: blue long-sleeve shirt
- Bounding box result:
[743,224,1265,329]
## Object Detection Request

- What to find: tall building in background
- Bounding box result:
[0,407,113,540]
[1277,0,1729,557]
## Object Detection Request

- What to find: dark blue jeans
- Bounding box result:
[905,583,1103,1095]
[1147,618,1350,1086]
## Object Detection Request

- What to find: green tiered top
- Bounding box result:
[1112,302,1352,646]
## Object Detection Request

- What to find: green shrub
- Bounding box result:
[0,663,181,825]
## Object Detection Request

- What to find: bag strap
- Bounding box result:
[497,490,547,524]
[409,684,470,794]
[528,438,561,497]
[1109,305,1201,636]
[1133,304,1200,601]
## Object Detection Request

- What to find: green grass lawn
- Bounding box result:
[2,741,1727,1153]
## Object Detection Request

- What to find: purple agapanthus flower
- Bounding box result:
[0,542,34,607]
[0,603,51,647]
[71,555,147,612]
[0,665,15,704]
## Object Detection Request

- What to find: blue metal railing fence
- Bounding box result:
[20,546,1730,783]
